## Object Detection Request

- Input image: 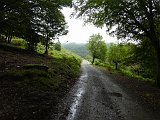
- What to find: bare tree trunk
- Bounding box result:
[92,55,95,64]
[5,31,8,42]
[156,48,160,87]
[44,34,49,55]
[7,33,12,43]
[115,62,118,71]
[113,60,118,70]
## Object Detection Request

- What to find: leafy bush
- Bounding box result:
[11,38,27,48]
[120,69,155,85]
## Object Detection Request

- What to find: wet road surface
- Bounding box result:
[56,60,158,120]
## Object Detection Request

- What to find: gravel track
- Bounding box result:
[57,60,159,120]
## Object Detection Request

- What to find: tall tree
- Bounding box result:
[88,33,107,64]
[0,0,31,43]
[31,0,70,54]
[0,0,71,52]
[107,43,130,70]
[73,0,160,86]
[127,39,157,78]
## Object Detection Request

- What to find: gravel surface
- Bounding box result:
[56,60,160,120]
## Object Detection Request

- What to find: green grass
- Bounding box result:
[11,37,27,49]
[95,62,155,85]
[1,69,61,90]
[120,69,155,85]
[0,41,82,91]
[1,55,81,91]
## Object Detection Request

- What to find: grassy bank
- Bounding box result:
[0,43,81,120]
[94,61,155,86]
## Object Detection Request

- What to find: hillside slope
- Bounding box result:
[0,43,81,120]
[62,43,89,58]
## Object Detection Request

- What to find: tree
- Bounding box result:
[0,0,32,43]
[88,33,107,64]
[0,0,71,52]
[31,0,69,54]
[73,0,160,86]
[107,43,130,70]
[127,39,157,78]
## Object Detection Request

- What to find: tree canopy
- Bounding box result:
[88,33,107,64]
[107,43,129,70]
[73,0,160,86]
[0,0,72,52]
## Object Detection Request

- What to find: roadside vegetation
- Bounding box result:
[0,37,81,120]
[0,1,82,119]
[87,39,156,86]
[0,35,81,90]
[74,0,160,87]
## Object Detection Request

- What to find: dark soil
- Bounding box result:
[104,70,160,113]
[0,49,78,120]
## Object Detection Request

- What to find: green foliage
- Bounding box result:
[36,43,45,54]
[0,50,81,91]
[0,42,81,91]
[127,40,157,79]
[11,37,27,48]
[1,69,56,90]
[0,42,26,53]
[55,40,61,51]
[37,41,82,77]
[120,69,155,85]
[23,64,49,72]
[107,43,130,70]
[74,0,160,86]
[0,0,72,52]
[88,33,107,64]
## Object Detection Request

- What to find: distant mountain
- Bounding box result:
[62,43,89,58]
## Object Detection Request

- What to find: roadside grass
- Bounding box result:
[0,69,58,90]
[94,61,155,85]
[0,42,26,53]
[119,69,155,85]
[0,42,81,92]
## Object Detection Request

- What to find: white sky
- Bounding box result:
[59,7,117,44]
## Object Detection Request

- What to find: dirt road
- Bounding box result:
[55,60,159,120]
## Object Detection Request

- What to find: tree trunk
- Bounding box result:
[115,62,118,70]
[156,48,160,87]
[7,34,12,43]
[5,31,8,42]
[92,55,95,64]
[44,34,49,55]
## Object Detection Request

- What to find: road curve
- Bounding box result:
[56,60,158,120]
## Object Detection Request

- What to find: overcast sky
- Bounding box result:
[59,7,117,44]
